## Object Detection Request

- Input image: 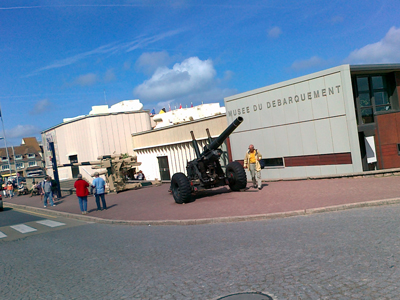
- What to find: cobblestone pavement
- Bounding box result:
[2,204,400,299]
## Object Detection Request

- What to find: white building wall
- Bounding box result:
[134,139,211,180]
[42,111,151,181]
[225,64,362,180]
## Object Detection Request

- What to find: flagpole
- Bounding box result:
[0,104,12,178]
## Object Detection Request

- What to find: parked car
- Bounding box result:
[0,193,3,211]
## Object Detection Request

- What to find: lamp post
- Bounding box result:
[11,146,19,186]
[0,136,12,181]
[0,104,12,180]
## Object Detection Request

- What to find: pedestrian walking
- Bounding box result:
[7,181,14,198]
[92,172,107,211]
[243,144,263,190]
[42,176,56,207]
[74,174,89,215]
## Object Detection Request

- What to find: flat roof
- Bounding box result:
[41,110,150,134]
[225,63,400,102]
[131,113,226,137]
[350,63,400,74]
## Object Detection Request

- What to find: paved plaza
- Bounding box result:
[4,175,400,223]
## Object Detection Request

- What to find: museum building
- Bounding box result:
[225,64,400,180]
[41,100,151,181]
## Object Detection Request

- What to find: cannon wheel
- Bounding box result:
[171,173,192,204]
[226,161,247,191]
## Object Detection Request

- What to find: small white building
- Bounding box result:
[132,104,230,180]
[42,100,151,181]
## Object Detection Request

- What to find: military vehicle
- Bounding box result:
[62,154,158,193]
[170,116,246,204]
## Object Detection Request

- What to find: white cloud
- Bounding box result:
[123,61,131,70]
[268,26,282,38]
[73,73,98,86]
[104,69,116,82]
[330,16,344,24]
[223,70,234,81]
[30,99,52,115]
[291,56,325,71]
[5,125,40,139]
[134,57,217,101]
[135,51,173,75]
[26,29,185,77]
[345,26,400,64]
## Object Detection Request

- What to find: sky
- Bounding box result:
[1,0,400,145]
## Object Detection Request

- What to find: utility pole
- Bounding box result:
[0,104,12,179]
[11,146,18,186]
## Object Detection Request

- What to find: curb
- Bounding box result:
[5,197,400,226]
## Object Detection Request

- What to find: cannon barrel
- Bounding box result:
[190,131,201,159]
[202,116,243,153]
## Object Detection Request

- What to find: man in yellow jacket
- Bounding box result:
[243,144,262,189]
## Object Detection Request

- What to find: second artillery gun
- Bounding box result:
[170,116,247,204]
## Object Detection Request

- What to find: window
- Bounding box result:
[1,156,7,161]
[16,162,24,169]
[28,161,37,167]
[2,164,10,171]
[15,155,22,160]
[27,153,35,159]
[354,75,392,125]
[260,157,285,168]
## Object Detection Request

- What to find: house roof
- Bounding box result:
[0,137,42,160]
[21,137,41,152]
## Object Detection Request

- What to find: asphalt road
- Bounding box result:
[2,204,400,299]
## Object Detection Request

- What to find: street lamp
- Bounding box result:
[0,136,12,180]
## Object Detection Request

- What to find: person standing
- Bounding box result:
[74,174,89,215]
[92,172,107,211]
[243,144,262,190]
[43,176,56,207]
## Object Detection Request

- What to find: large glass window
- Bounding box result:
[354,75,391,125]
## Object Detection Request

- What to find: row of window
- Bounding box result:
[0,153,36,161]
[1,161,37,170]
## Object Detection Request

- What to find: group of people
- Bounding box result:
[2,181,16,198]
[74,172,107,215]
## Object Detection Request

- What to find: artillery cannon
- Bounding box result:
[171,116,247,204]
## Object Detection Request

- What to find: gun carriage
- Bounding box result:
[171,116,247,204]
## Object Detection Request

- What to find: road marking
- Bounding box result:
[0,231,7,238]
[36,220,66,228]
[10,224,38,233]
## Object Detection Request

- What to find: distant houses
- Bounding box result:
[0,137,45,179]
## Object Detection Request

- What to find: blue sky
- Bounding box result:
[1,0,400,145]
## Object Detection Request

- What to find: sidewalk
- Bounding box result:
[4,175,400,225]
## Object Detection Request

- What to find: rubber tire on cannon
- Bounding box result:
[226,161,247,191]
[171,172,192,204]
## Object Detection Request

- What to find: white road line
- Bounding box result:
[36,220,66,228]
[0,231,7,239]
[10,224,38,234]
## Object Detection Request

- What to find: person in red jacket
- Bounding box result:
[74,174,89,215]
